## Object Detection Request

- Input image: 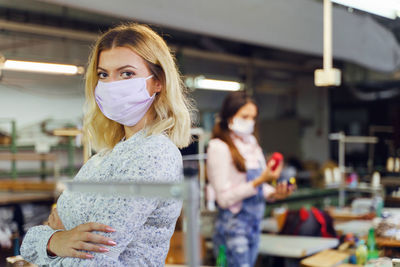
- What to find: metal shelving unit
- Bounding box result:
[0,118,17,179]
[329,132,379,207]
[0,121,82,179]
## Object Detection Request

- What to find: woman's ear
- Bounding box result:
[153,79,162,94]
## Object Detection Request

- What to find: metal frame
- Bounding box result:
[329,132,379,207]
[189,128,206,211]
[63,177,200,267]
[0,118,17,179]
[367,125,394,173]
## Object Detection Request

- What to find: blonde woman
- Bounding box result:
[20,23,192,266]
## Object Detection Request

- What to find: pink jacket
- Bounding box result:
[207,135,275,214]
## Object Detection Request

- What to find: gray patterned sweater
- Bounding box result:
[20,130,183,266]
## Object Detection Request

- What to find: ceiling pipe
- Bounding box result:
[180,47,313,73]
[348,81,400,101]
[0,19,314,73]
[0,19,98,42]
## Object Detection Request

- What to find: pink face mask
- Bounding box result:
[95,75,155,126]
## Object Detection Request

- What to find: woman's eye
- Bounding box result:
[242,115,255,120]
[97,72,108,79]
[121,71,134,79]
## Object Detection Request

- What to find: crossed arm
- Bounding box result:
[44,208,115,259]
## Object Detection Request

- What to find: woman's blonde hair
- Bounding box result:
[84,23,193,151]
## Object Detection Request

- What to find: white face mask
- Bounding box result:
[229,117,255,136]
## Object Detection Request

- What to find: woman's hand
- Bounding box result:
[266,158,284,181]
[45,208,65,230]
[268,181,295,201]
[47,222,117,259]
[252,160,283,187]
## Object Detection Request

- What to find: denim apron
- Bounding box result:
[213,168,265,267]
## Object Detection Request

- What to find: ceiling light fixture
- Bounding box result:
[186,76,242,91]
[1,59,84,75]
[331,0,400,19]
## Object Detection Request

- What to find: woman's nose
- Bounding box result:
[105,74,119,83]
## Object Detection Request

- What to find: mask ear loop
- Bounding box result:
[145,73,158,127]
[145,74,159,98]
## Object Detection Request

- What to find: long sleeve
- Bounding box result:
[207,139,257,210]
[20,132,182,267]
[20,226,61,266]
[262,183,276,199]
[21,197,157,267]
[36,196,160,267]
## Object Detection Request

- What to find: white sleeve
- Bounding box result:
[20,226,61,265]
[207,140,257,209]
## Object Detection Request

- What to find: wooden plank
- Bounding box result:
[53,128,82,136]
[381,177,400,186]
[165,231,206,264]
[0,152,57,161]
[376,237,400,248]
[0,192,54,205]
[0,180,55,191]
[301,249,350,267]
[328,207,374,222]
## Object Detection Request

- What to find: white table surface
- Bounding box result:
[334,219,373,237]
[384,208,400,216]
[333,208,400,237]
[258,234,339,258]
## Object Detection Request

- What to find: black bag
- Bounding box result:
[279,207,336,238]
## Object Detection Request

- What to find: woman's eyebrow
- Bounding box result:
[97,65,137,72]
[117,65,137,71]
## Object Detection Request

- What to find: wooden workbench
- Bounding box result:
[300,249,355,267]
[0,179,55,205]
[0,152,57,161]
[0,179,55,192]
[0,191,54,205]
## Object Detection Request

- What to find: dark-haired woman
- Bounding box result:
[207,91,291,267]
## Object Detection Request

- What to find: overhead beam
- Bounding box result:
[181,47,314,73]
[0,19,313,73]
[0,19,98,42]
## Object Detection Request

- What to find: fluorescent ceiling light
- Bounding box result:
[196,78,241,91]
[2,60,84,75]
[331,0,400,19]
[186,76,242,91]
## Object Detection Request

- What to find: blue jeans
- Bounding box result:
[213,169,265,267]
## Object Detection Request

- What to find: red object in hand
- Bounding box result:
[268,152,283,171]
